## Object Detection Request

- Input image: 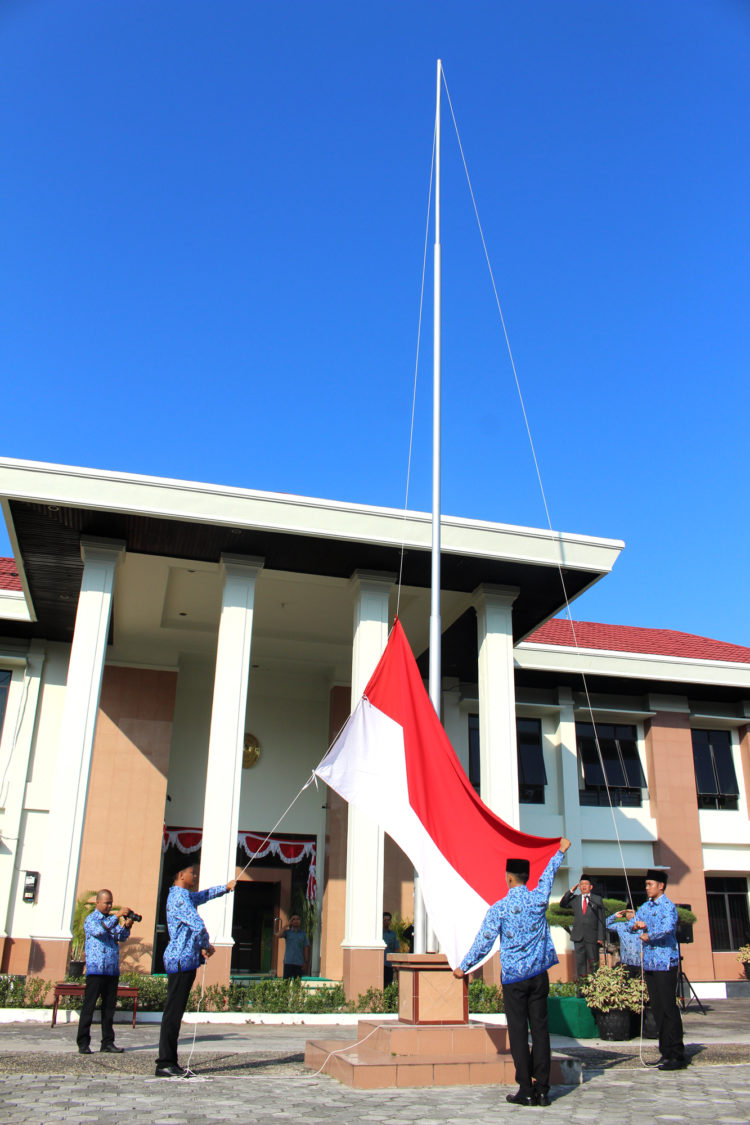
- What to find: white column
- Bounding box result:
[342,571,394,949]
[199,555,264,946]
[0,642,46,940]
[557,688,582,880]
[37,538,125,939]
[474,584,520,826]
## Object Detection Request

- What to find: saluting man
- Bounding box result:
[560,874,606,978]
[453,838,571,1108]
[626,868,687,1070]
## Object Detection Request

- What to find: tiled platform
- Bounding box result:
[305,1018,582,1089]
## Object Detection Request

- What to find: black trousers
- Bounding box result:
[645,965,684,1060]
[157,969,196,1068]
[502,971,551,1096]
[283,964,303,979]
[573,938,600,978]
[77,973,119,1049]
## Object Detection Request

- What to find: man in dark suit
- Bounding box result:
[560,874,606,978]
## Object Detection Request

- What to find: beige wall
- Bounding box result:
[76,666,177,972]
[383,836,414,925]
[740,724,750,820]
[644,710,714,981]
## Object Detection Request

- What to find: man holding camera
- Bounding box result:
[77,889,137,1054]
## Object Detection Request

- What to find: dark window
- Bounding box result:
[517,718,547,804]
[692,730,739,810]
[0,670,10,742]
[577,722,646,807]
[585,875,647,911]
[705,877,750,951]
[467,715,547,804]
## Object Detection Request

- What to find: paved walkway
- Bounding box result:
[0,1001,748,1123]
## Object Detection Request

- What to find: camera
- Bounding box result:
[124,910,142,923]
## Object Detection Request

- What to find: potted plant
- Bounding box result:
[579,963,643,1040]
[736,945,750,981]
[70,891,98,978]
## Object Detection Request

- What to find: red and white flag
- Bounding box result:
[315,618,561,969]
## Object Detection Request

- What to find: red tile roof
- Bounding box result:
[0,558,21,592]
[527,618,750,665]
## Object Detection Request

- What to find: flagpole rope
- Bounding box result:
[167,753,342,1083]
[396,117,436,621]
[442,65,637,909]
[442,64,651,1054]
[149,1020,400,1084]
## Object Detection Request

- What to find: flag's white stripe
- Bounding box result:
[316,698,496,969]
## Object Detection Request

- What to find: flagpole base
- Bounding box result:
[304,1017,582,1089]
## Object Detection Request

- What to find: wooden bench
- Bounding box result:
[51,982,140,1028]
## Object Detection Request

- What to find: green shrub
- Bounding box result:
[0,975,50,1008]
[467,980,504,1013]
[118,972,168,1011]
[301,983,347,1012]
[548,979,578,998]
[349,981,398,1013]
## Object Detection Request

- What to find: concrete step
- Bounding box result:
[305,1019,583,1090]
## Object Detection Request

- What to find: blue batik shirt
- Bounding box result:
[163,884,228,973]
[627,894,679,970]
[459,850,565,984]
[606,913,643,968]
[84,910,129,976]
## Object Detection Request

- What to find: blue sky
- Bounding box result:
[2,1,749,644]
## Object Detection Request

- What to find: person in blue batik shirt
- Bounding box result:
[77,889,135,1054]
[626,868,687,1070]
[453,838,571,1108]
[155,862,236,1078]
[606,910,643,972]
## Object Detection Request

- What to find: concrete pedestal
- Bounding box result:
[305,953,581,1089]
[304,1019,581,1090]
[391,953,468,1024]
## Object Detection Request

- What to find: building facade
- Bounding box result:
[0,458,748,996]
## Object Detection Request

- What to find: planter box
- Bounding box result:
[547,996,598,1039]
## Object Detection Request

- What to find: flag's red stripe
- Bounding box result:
[364,619,560,903]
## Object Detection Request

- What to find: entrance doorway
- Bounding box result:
[231,881,279,975]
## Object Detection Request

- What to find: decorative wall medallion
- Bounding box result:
[242,732,261,769]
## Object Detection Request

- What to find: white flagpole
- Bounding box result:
[415,58,443,957]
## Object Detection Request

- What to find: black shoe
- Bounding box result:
[658,1058,688,1071]
[100,1045,124,1053]
[534,1088,552,1106]
[645,1056,668,1067]
[155,1064,188,1078]
[506,1091,535,1106]
[78,1046,92,1055]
